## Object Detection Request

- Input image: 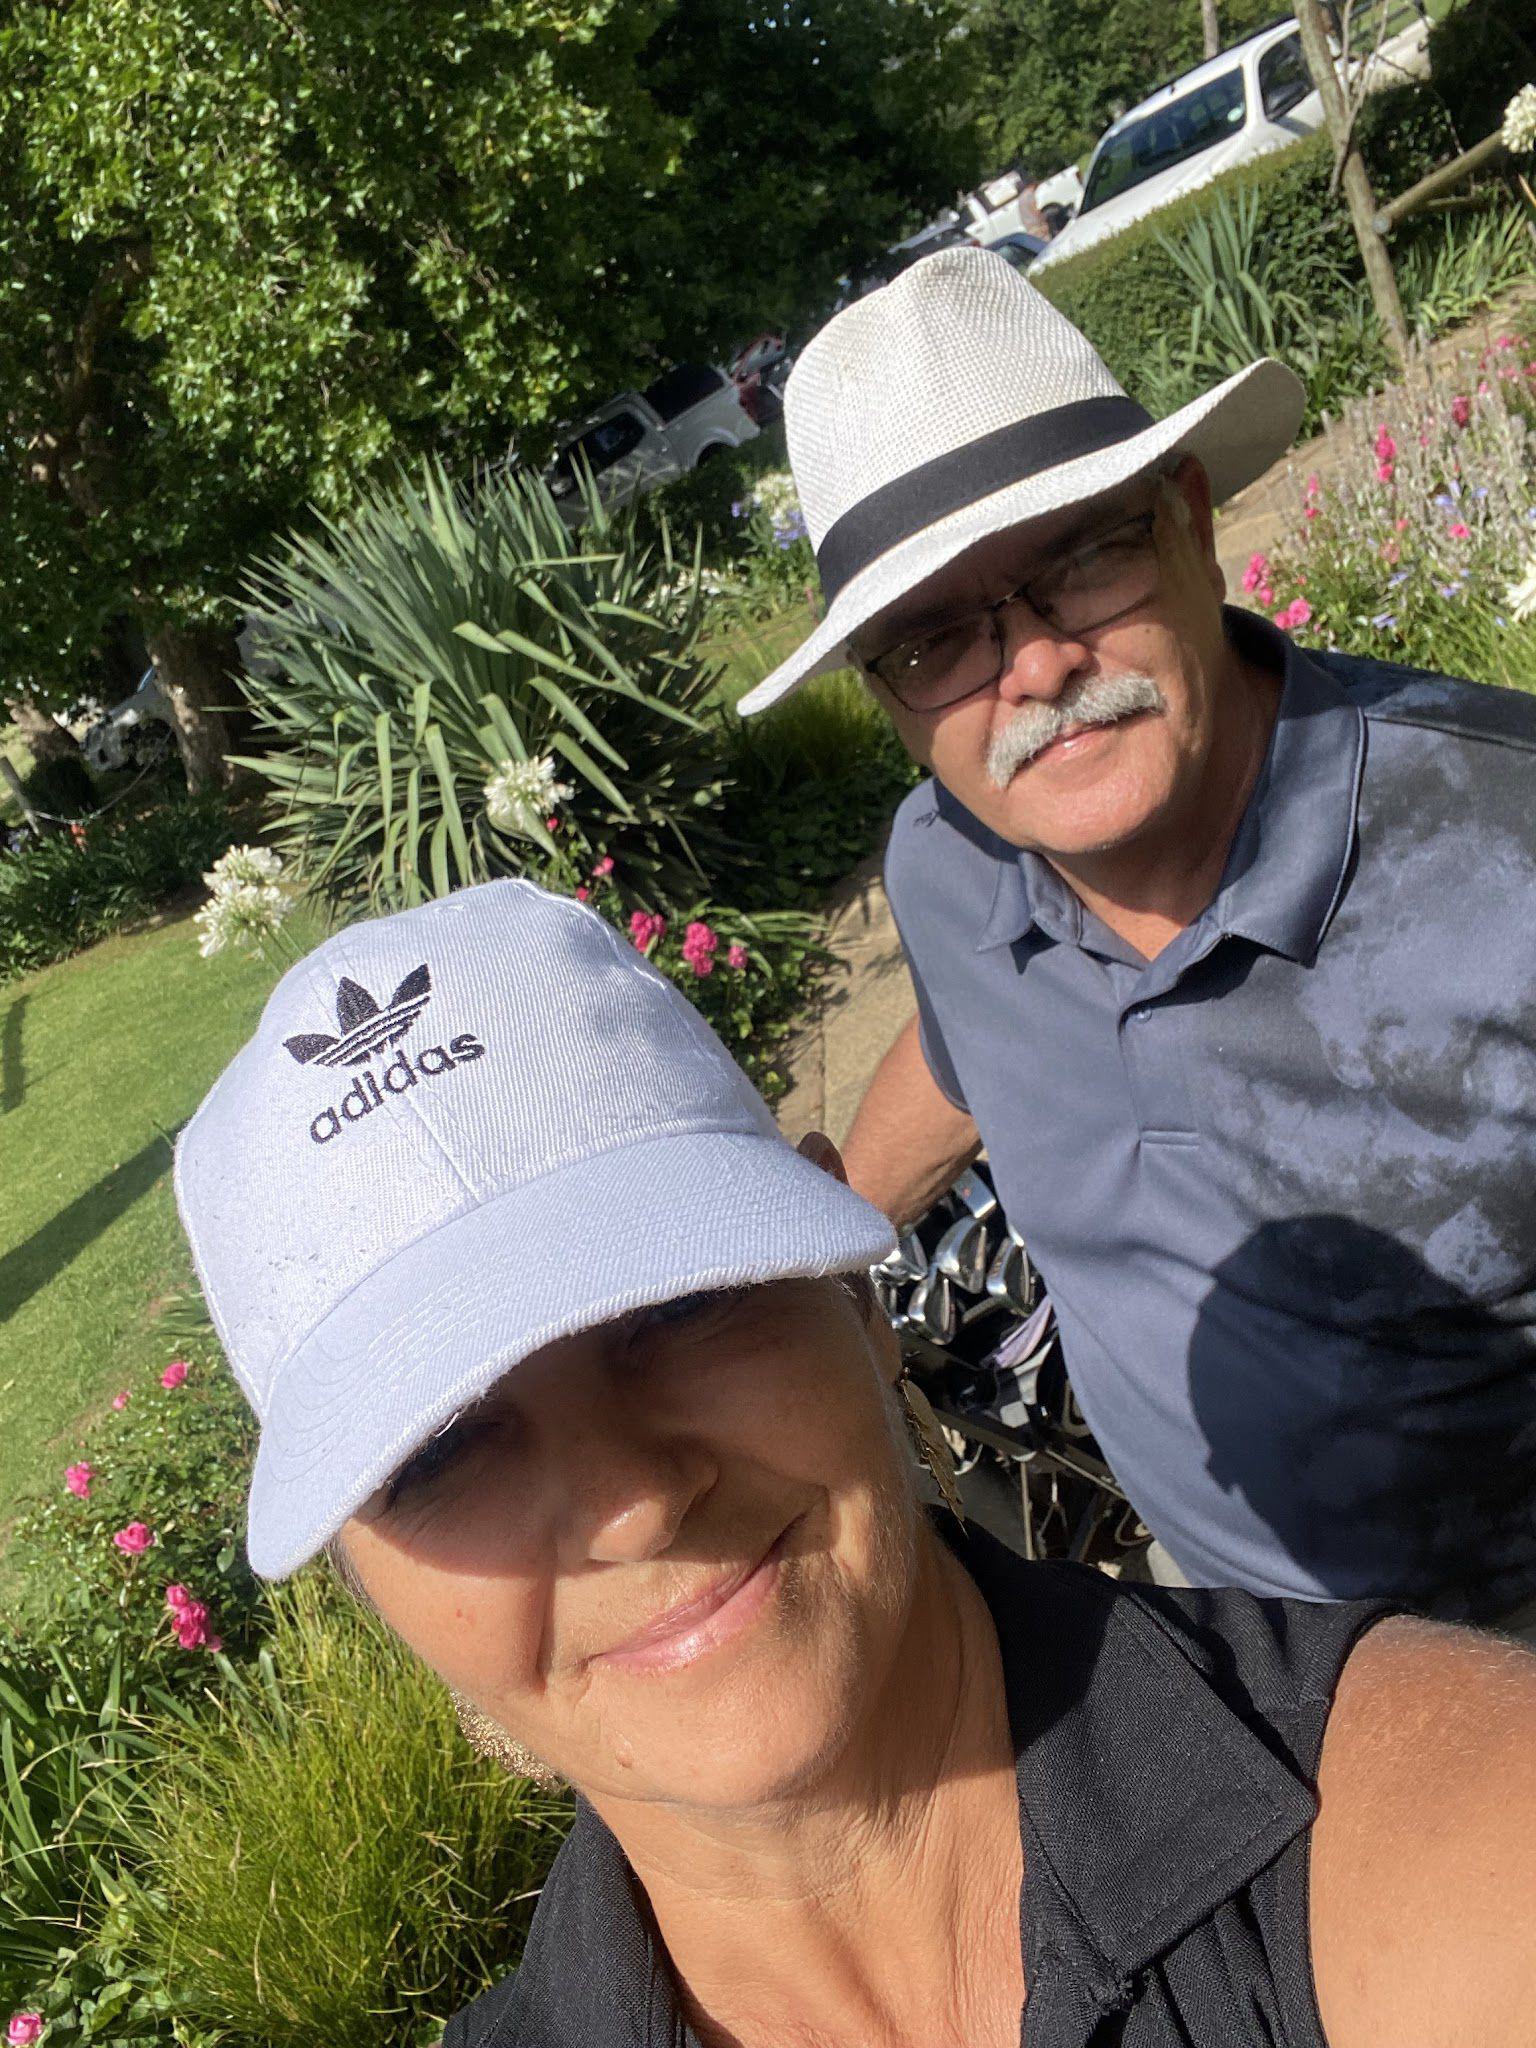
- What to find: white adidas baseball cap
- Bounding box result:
[175,878,896,1579]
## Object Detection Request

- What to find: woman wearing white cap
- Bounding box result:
[177,878,1536,2048]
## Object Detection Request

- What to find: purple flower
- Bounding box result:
[1370,611,1398,628]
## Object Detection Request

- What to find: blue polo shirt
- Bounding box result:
[886,609,1536,1620]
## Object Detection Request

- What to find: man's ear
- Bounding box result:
[797,1130,850,1184]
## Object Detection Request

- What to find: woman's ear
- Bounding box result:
[797,1130,849,1184]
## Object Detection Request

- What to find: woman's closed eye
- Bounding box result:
[629,1287,747,1339]
[386,1411,490,1505]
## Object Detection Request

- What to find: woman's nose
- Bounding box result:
[541,1385,718,1569]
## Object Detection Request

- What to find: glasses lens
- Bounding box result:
[1036,521,1160,635]
[879,615,1000,711]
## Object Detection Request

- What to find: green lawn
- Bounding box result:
[0,904,320,1567]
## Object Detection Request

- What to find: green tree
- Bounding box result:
[0,0,973,787]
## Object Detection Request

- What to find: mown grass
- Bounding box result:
[0,902,321,1582]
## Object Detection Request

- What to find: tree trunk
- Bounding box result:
[1201,0,1220,60]
[1293,0,1411,366]
[5,697,82,765]
[143,620,242,792]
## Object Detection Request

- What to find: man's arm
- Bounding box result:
[838,1015,981,1229]
[1310,1617,1536,2047]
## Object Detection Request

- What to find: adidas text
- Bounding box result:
[308,1033,486,1144]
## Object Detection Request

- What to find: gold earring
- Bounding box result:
[898,1366,966,1528]
[448,1687,567,1792]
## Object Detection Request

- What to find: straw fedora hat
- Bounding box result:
[736,244,1304,715]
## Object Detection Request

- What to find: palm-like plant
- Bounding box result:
[240,461,730,910]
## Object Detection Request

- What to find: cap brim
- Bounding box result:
[736,357,1305,716]
[245,1132,897,1579]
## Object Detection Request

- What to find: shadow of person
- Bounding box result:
[1188,1214,1536,1624]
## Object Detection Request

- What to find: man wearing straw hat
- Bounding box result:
[739,245,1536,1629]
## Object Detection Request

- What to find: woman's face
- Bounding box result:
[339,1275,920,1815]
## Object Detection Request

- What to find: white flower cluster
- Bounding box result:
[1506,556,1536,621]
[1502,84,1536,154]
[194,845,290,959]
[748,471,803,523]
[483,753,574,837]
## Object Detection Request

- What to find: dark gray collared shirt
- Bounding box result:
[887,611,1536,1620]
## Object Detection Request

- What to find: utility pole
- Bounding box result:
[1292,0,1411,365]
[1200,0,1220,60]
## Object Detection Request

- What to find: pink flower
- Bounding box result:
[1376,460,1395,484]
[1374,426,1396,463]
[171,1595,211,1648]
[1380,540,1400,565]
[112,1522,154,1555]
[1451,394,1471,426]
[206,1635,223,1654]
[64,1461,94,1499]
[1255,584,1275,608]
[591,856,614,878]
[574,886,589,902]
[1273,599,1312,631]
[7,2015,43,2047]
[1448,521,1471,540]
[1303,506,1319,521]
[628,910,666,954]
[1304,473,1321,499]
[681,921,719,979]
[1240,551,1269,595]
[1496,333,1516,350]
[1394,517,1410,532]
[160,1359,189,1390]
[165,1584,192,1611]
[726,943,749,971]
[545,816,561,833]
[111,1391,130,1411]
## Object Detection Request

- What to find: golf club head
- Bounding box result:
[919,1270,958,1345]
[985,1236,1034,1315]
[934,1216,989,1294]
[949,1166,998,1221]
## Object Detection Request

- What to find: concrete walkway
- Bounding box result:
[774,288,1536,1146]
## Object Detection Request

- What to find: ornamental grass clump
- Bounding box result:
[111,1575,571,2048]
[1257,339,1536,694]
[240,459,730,911]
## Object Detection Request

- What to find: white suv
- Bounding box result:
[1032,20,1325,274]
[545,364,758,527]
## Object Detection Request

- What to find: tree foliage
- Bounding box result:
[0,0,974,778]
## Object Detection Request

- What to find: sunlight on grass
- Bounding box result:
[0,903,323,1575]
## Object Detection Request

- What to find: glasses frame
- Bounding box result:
[865,503,1164,714]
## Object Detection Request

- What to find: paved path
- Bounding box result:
[775,288,1536,1145]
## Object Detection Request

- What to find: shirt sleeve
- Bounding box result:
[909,951,970,1113]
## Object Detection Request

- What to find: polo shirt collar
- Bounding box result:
[970,607,1366,963]
[493,1526,1319,2047]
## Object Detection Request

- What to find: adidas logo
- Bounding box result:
[285,966,434,1068]
[284,963,486,1146]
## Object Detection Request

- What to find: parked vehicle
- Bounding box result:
[82,666,176,775]
[727,332,791,425]
[545,363,758,525]
[986,230,1049,274]
[1032,18,1325,273]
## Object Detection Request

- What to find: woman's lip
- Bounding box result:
[594,1526,792,1676]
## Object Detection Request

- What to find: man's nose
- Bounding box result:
[992,600,1091,708]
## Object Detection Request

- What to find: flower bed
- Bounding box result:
[1245,329,1536,693]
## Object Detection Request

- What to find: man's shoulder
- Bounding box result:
[1315,646,1536,757]
[886,776,1012,919]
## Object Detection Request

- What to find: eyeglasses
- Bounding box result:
[865,506,1163,713]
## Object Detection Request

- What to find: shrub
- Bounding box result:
[241,459,731,912]
[1425,0,1536,151]
[716,671,922,909]
[635,422,795,574]
[1,1344,262,1700]
[1250,328,1536,692]
[14,753,98,824]
[0,794,235,986]
[111,1576,571,2048]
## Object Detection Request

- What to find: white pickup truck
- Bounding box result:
[546,364,758,526]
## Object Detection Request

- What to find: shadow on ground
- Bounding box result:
[0,1131,175,1324]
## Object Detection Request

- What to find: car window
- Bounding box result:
[554,410,646,485]
[1258,33,1312,120]
[642,363,727,422]
[1081,67,1248,213]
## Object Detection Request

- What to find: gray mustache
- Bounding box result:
[986,671,1165,788]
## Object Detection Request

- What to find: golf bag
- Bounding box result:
[874,1163,1149,1569]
